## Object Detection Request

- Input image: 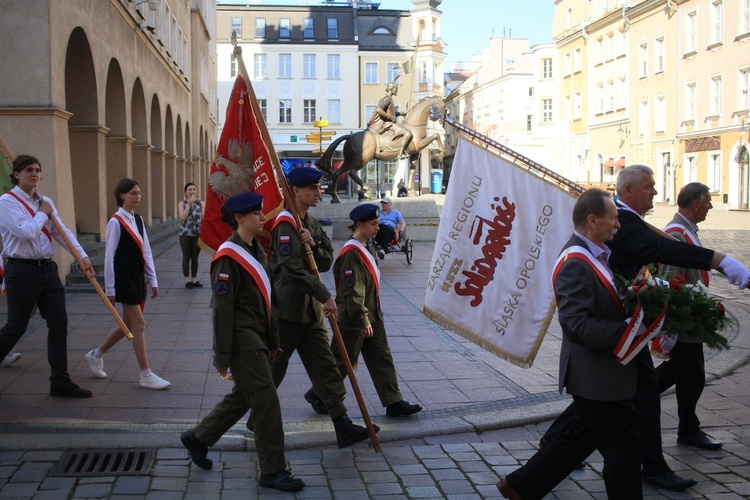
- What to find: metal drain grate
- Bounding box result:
[51,449,155,477]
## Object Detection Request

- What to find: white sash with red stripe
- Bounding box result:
[212,241,272,317]
[338,239,380,291]
[272,210,297,230]
[664,223,711,286]
[112,213,145,264]
[6,191,52,242]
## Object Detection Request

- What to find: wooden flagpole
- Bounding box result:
[0,137,133,340]
[233,44,381,452]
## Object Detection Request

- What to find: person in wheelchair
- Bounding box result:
[374,197,405,259]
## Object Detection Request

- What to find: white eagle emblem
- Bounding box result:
[209,139,255,199]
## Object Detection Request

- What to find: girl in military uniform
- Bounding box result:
[310,204,422,417]
[180,192,304,493]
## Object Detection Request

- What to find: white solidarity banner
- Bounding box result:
[423,139,577,367]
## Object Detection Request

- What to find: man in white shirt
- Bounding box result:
[0,154,94,398]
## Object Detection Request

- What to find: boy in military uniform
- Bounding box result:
[180,193,304,493]
[269,166,377,448]
[306,204,421,417]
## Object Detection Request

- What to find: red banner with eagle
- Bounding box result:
[200,75,283,253]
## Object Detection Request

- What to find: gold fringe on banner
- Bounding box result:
[423,300,557,369]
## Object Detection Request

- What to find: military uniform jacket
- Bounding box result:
[660,213,709,344]
[271,211,333,323]
[210,232,277,368]
[334,239,383,329]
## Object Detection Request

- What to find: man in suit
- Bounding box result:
[498,188,643,500]
[657,182,722,450]
[540,165,750,491]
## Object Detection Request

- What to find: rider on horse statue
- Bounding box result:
[368,83,413,158]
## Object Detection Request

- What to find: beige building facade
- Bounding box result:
[0,0,217,276]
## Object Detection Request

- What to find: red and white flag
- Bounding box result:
[200,76,283,253]
[423,139,577,367]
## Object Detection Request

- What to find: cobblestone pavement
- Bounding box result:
[0,204,749,498]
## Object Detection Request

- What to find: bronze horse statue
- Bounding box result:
[318,96,445,203]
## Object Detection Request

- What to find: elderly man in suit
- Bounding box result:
[657,182,722,450]
[497,188,643,500]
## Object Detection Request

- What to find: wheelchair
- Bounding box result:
[371,228,414,265]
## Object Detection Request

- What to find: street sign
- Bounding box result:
[307,135,336,141]
[311,148,326,154]
[313,119,329,128]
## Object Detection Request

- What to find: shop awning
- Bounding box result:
[615,157,626,167]
[602,159,615,168]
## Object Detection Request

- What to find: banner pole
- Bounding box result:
[0,139,133,340]
[430,108,675,240]
[233,44,381,452]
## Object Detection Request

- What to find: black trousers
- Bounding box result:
[655,341,705,438]
[507,396,642,500]
[0,260,71,386]
[541,349,671,477]
[179,234,201,278]
[375,224,396,250]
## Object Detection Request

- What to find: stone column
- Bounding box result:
[176,156,187,208]
[105,136,134,217]
[68,124,109,236]
[132,143,153,223]
[165,153,177,221]
[150,149,166,224]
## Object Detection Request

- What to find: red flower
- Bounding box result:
[669,280,683,291]
[717,302,726,316]
[674,275,687,284]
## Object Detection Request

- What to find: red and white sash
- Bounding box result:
[271,210,297,230]
[212,241,272,318]
[338,239,380,291]
[112,213,144,264]
[664,223,711,286]
[552,245,665,365]
[6,191,52,242]
[552,245,623,314]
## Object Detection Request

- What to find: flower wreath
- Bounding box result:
[614,264,736,353]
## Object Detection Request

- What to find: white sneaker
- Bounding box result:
[139,373,171,390]
[84,350,107,379]
[1,351,22,367]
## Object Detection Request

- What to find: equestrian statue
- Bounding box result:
[318,83,445,203]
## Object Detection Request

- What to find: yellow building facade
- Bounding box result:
[554,0,750,208]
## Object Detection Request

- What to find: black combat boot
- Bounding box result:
[332,413,379,448]
[304,389,329,414]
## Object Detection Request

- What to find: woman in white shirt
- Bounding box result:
[83,178,170,390]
